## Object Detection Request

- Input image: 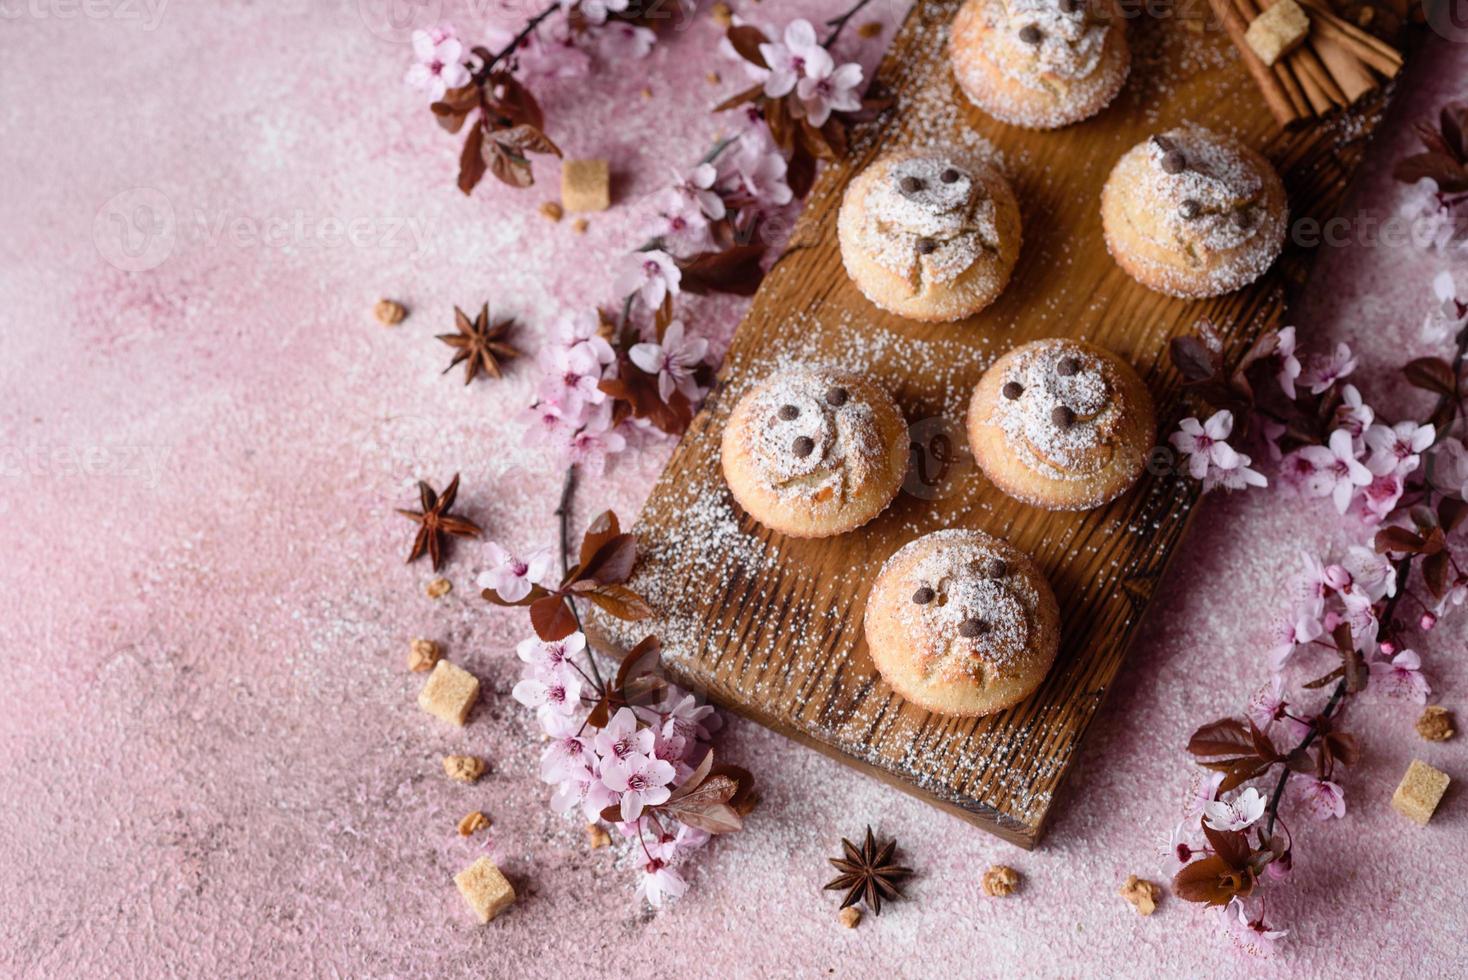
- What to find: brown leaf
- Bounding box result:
[1187,718,1254,757]
[786,144,817,200]
[1170,335,1221,384]
[1172,855,1254,906]
[1439,496,1468,534]
[579,533,638,584]
[493,122,561,157]
[1404,357,1458,397]
[1323,731,1360,768]
[530,593,579,641]
[1424,550,1451,598]
[1375,526,1426,555]
[712,83,766,113]
[1442,102,1467,159]
[578,583,654,622]
[656,773,743,833]
[615,635,662,692]
[1248,722,1279,763]
[725,25,769,68]
[1394,152,1468,193]
[1203,824,1252,868]
[678,243,766,296]
[489,74,544,130]
[458,121,487,195]
[578,511,622,569]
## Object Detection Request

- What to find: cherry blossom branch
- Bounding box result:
[555,465,606,690]
[822,0,875,47]
[475,2,561,80]
[1262,679,1347,838]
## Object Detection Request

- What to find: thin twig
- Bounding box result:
[477,3,560,80]
[1263,678,1348,837]
[555,466,606,690]
[823,0,875,48]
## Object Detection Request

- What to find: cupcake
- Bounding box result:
[1101,124,1288,298]
[949,0,1130,130]
[721,369,909,538]
[864,529,1061,718]
[967,339,1155,510]
[837,147,1022,322]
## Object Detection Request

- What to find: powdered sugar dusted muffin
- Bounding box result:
[837,147,1021,322]
[967,339,1154,510]
[865,529,1060,717]
[950,0,1130,130]
[1101,125,1288,298]
[720,369,909,538]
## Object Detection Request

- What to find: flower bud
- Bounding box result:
[1379,640,1397,656]
[1419,612,1437,631]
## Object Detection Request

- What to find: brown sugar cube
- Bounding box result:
[417,660,479,725]
[1392,759,1450,826]
[1120,875,1162,916]
[839,906,861,928]
[443,754,486,783]
[458,811,491,836]
[981,865,1020,897]
[1416,706,1455,742]
[407,638,441,672]
[426,577,452,598]
[374,298,407,326]
[454,857,515,923]
[586,823,611,849]
[561,159,610,213]
[1245,0,1309,66]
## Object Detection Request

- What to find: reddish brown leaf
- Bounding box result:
[712,83,765,113]
[725,25,769,67]
[1439,496,1468,534]
[578,511,622,569]
[1170,335,1220,384]
[1248,722,1279,763]
[458,121,487,195]
[1187,718,1254,757]
[1375,526,1426,555]
[678,243,766,296]
[1323,731,1360,768]
[656,773,743,833]
[1424,550,1451,598]
[1172,855,1255,906]
[482,583,551,607]
[578,583,654,622]
[615,636,662,691]
[1394,152,1468,193]
[1404,357,1458,397]
[579,534,638,584]
[1203,824,1252,868]
[530,593,579,641]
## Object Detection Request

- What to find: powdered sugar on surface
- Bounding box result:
[858,155,1000,286]
[991,339,1122,480]
[2,1,1466,976]
[991,0,1111,87]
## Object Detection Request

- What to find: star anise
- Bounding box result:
[397,473,482,571]
[438,304,519,384]
[823,826,913,915]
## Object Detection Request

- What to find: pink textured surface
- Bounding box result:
[1,3,1465,975]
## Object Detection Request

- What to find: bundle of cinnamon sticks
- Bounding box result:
[1207,0,1405,127]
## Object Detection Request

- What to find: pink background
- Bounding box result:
[1,1,1464,976]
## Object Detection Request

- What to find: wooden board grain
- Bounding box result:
[594,1,1397,846]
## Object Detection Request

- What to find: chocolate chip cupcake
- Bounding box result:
[967,339,1155,510]
[1101,125,1288,298]
[865,529,1061,718]
[950,0,1130,130]
[837,147,1022,322]
[720,369,909,538]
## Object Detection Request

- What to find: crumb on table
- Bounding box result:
[586,824,611,849]
[571,218,589,235]
[839,906,861,929]
[1416,706,1455,742]
[454,857,515,923]
[426,577,452,598]
[458,811,491,836]
[1392,759,1450,826]
[538,201,563,223]
[373,298,406,326]
[981,865,1020,897]
[443,754,486,783]
[1119,875,1161,916]
[408,637,441,672]
[417,660,480,726]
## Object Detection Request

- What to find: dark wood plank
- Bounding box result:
[592,0,1396,847]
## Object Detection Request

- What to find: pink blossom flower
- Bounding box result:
[1184,770,1226,821]
[1296,777,1345,820]
[1365,420,1435,477]
[1277,448,1323,496]
[1170,410,1244,478]
[635,857,688,908]
[516,632,586,681]
[1295,429,1372,512]
[1267,611,1322,671]
[629,320,709,403]
[1301,342,1357,394]
[1424,269,1468,342]
[659,691,722,743]
[648,187,716,257]
[1225,898,1289,947]
[404,26,471,102]
[616,249,682,311]
[574,0,630,26]
[1202,787,1266,832]
[1369,648,1431,703]
[1246,677,1309,741]
[592,21,656,60]
[1352,470,1404,525]
[537,341,610,415]
[602,752,676,821]
[1435,575,1468,615]
[1333,384,1374,446]
[758,19,829,98]
[512,671,582,721]
[720,130,794,210]
[594,707,656,763]
[567,408,627,474]
[1341,545,1395,602]
[1202,452,1267,493]
[1273,326,1302,399]
[1289,552,1330,618]
[483,22,590,79]
[796,58,863,127]
[676,162,727,220]
[521,400,575,448]
[540,732,594,784]
[477,542,554,602]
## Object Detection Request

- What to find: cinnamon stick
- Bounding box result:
[1314,32,1376,102]
[1295,0,1403,77]
[1210,0,1299,126]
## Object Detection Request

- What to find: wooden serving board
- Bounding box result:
[594,1,1398,846]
